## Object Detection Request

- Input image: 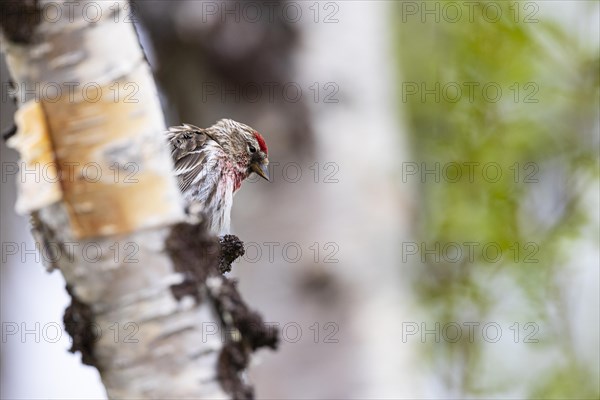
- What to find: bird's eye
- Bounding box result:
[248,145,257,153]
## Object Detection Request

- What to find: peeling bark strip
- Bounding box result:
[1,1,277,398]
[2,0,183,238]
[6,101,62,214]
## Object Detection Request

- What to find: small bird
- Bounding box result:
[167,119,269,234]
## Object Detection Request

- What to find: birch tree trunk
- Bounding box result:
[0,1,276,398]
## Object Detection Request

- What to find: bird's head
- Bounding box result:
[210,119,270,181]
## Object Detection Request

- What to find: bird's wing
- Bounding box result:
[167,124,204,159]
[167,125,214,192]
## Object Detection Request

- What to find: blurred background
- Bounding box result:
[1,1,598,399]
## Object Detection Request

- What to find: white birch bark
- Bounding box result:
[0,1,241,398]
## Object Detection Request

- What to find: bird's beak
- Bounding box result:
[251,160,270,181]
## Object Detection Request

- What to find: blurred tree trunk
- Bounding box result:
[0,1,275,399]
[134,0,313,159]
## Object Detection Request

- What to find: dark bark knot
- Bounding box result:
[219,234,245,273]
[166,220,279,399]
[63,285,100,369]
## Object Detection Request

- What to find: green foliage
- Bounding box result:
[532,362,600,400]
[394,0,599,397]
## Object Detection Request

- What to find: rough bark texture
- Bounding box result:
[0,1,277,398]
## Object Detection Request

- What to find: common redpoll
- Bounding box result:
[167,119,269,234]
